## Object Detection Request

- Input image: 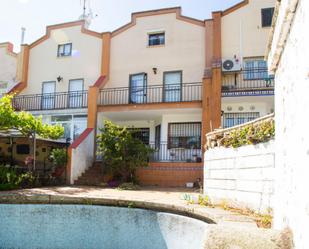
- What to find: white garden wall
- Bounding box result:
[268,0,309,247]
[70,129,95,184]
[204,140,275,213]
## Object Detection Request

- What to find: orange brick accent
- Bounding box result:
[101,33,111,78]
[87,86,99,128]
[136,162,203,187]
[202,77,212,151]
[211,12,222,130]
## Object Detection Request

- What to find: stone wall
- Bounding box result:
[204,141,275,213]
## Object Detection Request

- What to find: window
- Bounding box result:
[155,125,161,149]
[57,43,72,57]
[243,59,268,80]
[51,114,87,141]
[68,79,84,108]
[163,71,182,102]
[222,112,260,128]
[127,128,150,145]
[129,73,147,104]
[41,81,56,110]
[16,144,30,155]
[148,32,165,46]
[261,8,274,27]
[168,122,201,149]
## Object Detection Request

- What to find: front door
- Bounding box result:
[129,73,147,104]
[163,71,182,102]
[41,81,56,109]
[68,79,84,108]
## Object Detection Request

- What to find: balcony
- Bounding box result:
[221,69,274,97]
[13,91,88,111]
[98,82,202,106]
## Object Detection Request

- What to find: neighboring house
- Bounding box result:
[267,0,309,248]
[4,0,275,186]
[0,42,18,96]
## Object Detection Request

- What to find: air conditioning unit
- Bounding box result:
[222,58,241,72]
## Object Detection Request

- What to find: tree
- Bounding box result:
[0,95,64,169]
[97,121,154,183]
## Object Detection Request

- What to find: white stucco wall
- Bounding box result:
[70,129,95,184]
[0,43,17,94]
[24,25,102,95]
[268,0,309,248]
[222,96,274,117]
[204,141,275,213]
[222,0,275,59]
[108,13,205,88]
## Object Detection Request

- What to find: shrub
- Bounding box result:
[50,148,68,168]
[221,119,275,148]
[97,121,154,182]
[0,165,35,191]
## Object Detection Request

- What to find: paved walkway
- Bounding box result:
[0,186,256,227]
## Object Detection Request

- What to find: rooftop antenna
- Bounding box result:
[79,0,97,28]
[21,27,26,45]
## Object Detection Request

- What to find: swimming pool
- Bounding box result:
[0,204,209,249]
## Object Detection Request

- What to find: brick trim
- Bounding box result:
[69,128,93,149]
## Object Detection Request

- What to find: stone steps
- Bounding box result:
[74,162,105,186]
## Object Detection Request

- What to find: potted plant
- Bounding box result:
[49,148,68,181]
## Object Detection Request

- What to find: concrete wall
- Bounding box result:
[108,13,205,88]
[204,141,275,213]
[70,129,94,184]
[222,0,275,59]
[24,25,102,95]
[268,0,309,248]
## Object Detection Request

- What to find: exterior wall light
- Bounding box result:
[152,67,157,74]
[57,76,63,82]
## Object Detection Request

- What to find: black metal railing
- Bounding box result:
[222,112,260,128]
[98,82,202,105]
[148,142,202,163]
[221,69,274,96]
[13,91,88,111]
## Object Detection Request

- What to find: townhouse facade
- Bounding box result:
[0,0,275,186]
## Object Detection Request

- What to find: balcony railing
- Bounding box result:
[222,112,260,129]
[98,82,202,106]
[148,142,202,163]
[221,69,274,97]
[13,91,88,111]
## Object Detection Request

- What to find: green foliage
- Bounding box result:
[50,148,68,168]
[0,165,35,191]
[222,119,275,148]
[0,95,64,139]
[97,121,154,182]
[117,182,141,191]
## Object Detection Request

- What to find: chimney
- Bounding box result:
[21,27,26,45]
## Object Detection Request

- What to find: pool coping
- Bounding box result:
[0,188,257,227]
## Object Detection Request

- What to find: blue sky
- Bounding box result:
[0,0,241,52]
